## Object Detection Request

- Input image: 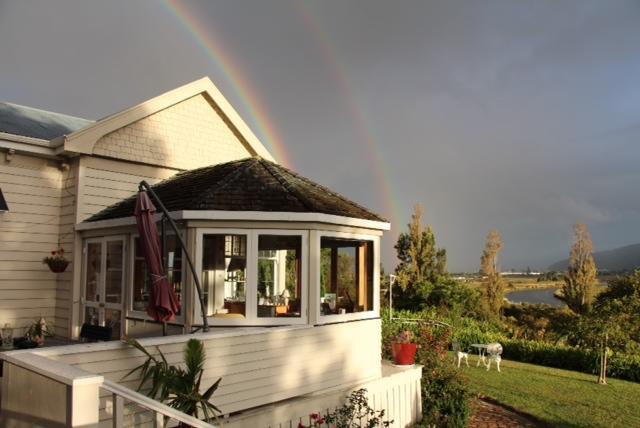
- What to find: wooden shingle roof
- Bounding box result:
[86,157,387,223]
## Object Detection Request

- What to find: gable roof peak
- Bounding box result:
[61,76,276,162]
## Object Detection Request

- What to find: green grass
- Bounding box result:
[461,354,640,427]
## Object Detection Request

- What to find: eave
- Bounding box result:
[75,210,391,232]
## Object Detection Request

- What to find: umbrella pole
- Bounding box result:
[139,181,210,333]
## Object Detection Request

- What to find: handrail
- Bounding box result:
[101,379,216,428]
[138,180,209,332]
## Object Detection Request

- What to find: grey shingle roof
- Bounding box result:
[0,102,93,140]
[87,157,387,223]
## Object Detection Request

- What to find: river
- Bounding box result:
[506,287,565,307]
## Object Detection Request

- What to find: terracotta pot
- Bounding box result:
[391,342,417,366]
[47,259,69,273]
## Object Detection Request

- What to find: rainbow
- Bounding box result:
[293,2,405,228]
[159,0,294,169]
[160,0,404,229]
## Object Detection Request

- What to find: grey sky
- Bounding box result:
[1,0,639,272]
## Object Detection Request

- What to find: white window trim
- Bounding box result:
[309,231,380,326]
[127,233,186,324]
[194,228,309,326]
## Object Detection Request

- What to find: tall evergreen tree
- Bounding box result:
[394,204,447,289]
[563,223,597,314]
[481,229,504,316]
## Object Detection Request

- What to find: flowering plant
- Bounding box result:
[392,330,415,344]
[43,247,69,273]
[298,389,391,428]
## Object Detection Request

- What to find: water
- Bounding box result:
[506,287,565,307]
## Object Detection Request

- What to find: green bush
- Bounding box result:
[382,311,472,427]
[501,338,640,382]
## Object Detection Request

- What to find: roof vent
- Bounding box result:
[0,188,9,212]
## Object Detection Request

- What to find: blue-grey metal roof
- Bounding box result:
[0,102,93,141]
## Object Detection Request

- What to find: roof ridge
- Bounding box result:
[259,159,317,212]
[263,159,388,222]
[190,158,259,206]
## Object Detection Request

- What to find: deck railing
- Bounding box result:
[101,379,216,428]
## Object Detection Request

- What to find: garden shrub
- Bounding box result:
[501,338,640,382]
[382,312,472,427]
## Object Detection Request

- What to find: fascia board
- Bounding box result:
[75,210,390,232]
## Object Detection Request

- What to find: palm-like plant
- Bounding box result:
[124,338,221,425]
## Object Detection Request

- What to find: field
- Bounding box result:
[463,355,640,427]
[463,276,609,292]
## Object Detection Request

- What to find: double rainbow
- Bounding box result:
[160,0,404,229]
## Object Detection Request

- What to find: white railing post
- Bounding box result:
[112,393,124,428]
[154,411,165,428]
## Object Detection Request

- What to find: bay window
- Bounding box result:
[320,237,374,316]
[257,235,302,318]
[198,229,307,324]
[201,234,248,317]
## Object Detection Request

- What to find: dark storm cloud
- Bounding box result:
[1,0,639,271]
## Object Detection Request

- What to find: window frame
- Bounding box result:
[310,231,380,325]
[127,232,186,324]
[194,228,309,326]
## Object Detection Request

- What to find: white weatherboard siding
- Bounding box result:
[225,362,422,428]
[77,156,178,222]
[54,159,79,337]
[0,153,67,334]
[48,320,382,425]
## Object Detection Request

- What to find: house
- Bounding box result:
[0,78,421,427]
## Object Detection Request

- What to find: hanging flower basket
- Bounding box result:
[43,247,69,273]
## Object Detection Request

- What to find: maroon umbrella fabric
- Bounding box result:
[134,191,181,322]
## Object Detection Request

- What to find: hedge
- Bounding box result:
[501,339,640,383]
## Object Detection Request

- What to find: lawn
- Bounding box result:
[462,355,640,427]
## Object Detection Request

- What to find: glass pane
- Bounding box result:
[133,235,183,315]
[320,238,374,315]
[105,241,123,304]
[202,234,247,317]
[104,309,121,340]
[257,235,302,318]
[85,242,102,302]
[85,306,99,326]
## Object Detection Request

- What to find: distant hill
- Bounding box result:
[548,243,640,272]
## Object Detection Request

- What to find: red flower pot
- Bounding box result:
[392,342,417,365]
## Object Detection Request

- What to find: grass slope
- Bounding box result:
[463,355,640,427]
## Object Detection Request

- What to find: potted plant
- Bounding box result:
[25,317,54,346]
[124,337,221,425]
[43,247,69,273]
[391,330,418,366]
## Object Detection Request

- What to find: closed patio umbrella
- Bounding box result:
[134,190,181,322]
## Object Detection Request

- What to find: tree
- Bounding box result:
[394,204,447,289]
[392,204,455,312]
[480,229,504,316]
[563,223,597,314]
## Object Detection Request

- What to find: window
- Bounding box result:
[132,235,183,316]
[257,235,302,318]
[320,237,374,315]
[201,234,248,317]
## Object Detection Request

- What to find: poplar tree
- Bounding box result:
[481,229,504,316]
[563,223,597,314]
